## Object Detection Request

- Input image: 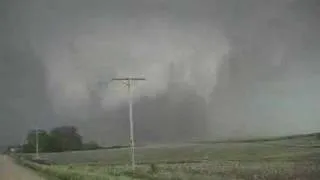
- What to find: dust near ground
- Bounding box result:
[0,155,45,180]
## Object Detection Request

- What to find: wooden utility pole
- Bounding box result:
[111,77,146,171]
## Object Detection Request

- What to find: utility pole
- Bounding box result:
[35,128,39,159]
[111,77,146,171]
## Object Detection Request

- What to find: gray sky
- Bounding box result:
[1,0,320,146]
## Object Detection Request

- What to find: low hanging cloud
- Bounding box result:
[1,0,319,145]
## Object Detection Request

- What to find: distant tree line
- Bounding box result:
[21,126,100,153]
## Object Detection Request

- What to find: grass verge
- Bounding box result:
[12,156,134,180]
[12,155,60,180]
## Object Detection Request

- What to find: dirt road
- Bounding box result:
[0,155,45,180]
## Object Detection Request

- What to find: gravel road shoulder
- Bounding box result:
[0,155,45,180]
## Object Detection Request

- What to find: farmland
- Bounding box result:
[20,134,320,179]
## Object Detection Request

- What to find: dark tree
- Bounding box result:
[23,129,51,153]
[21,126,87,153]
[50,126,83,152]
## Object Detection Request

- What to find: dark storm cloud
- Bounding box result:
[1,0,319,145]
[208,0,320,138]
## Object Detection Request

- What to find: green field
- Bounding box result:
[20,134,320,180]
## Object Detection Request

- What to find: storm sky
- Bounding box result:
[1,0,320,146]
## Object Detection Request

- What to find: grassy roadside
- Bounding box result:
[12,155,135,180]
[11,155,60,180]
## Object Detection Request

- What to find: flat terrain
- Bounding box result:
[21,134,320,179]
[0,155,45,180]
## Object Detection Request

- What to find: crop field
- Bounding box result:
[21,134,320,180]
